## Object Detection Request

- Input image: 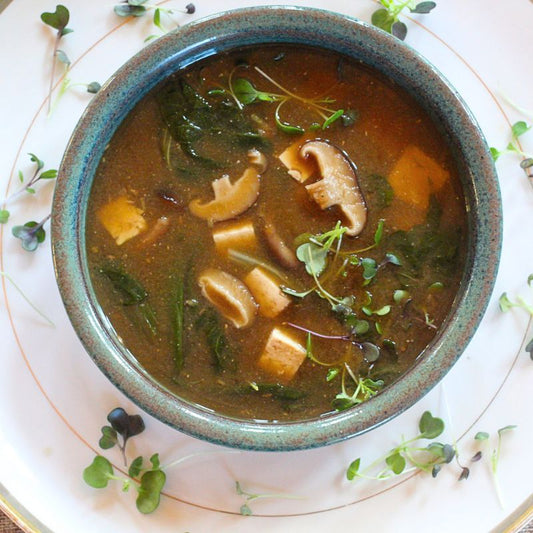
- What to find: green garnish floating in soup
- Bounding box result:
[86,45,466,421]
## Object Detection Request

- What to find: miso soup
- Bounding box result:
[86,46,466,421]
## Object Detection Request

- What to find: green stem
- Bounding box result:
[0,272,54,326]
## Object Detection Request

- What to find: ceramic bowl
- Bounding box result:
[51,6,501,451]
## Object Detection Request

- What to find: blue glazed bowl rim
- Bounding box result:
[51,5,502,451]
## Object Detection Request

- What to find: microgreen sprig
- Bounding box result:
[346,411,455,481]
[371,1,437,41]
[499,274,533,359]
[474,425,517,507]
[333,363,384,411]
[114,1,195,40]
[12,214,51,252]
[6,153,57,204]
[490,121,533,177]
[40,5,73,113]
[84,408,242,514]
[235,481,302,516]
[227,66,352,134]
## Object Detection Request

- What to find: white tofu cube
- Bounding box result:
[258,327,306,382]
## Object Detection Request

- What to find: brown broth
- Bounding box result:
[86,46,466,421]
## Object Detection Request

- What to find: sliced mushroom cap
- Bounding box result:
[300,140,367,236]
[198,268,257,328]
[262,220,299,269]
[189,166,260,224]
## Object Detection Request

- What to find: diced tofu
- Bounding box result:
[97,195,147,245]
[278,138,317,183]
[212,220,257,253]
[258,327,306,382]
[387,145,450,210]
[244,267,290,318]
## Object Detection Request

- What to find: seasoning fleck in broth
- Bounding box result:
[86,46,466,421]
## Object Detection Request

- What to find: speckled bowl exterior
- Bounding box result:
[51,6,502,451]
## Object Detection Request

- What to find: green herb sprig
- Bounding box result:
[228,66,353,134]
[490,121,533,177]
[40,5,73,113]
[114,1,195,40]
[7,153,57,204]
[235,481,302,516]
[499,274,533,359]
[12,214,51,252]
[347,411,462,481]
[83,407,167,514]
[84,408,241,514]
[474,425,517,507]
[371,1,437,41]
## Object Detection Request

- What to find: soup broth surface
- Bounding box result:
[86,46,466,421]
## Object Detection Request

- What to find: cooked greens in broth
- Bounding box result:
[86,46,466,421]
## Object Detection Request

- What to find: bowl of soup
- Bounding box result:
[52,6,501,451]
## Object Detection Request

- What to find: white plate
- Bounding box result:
[1,1,532,532]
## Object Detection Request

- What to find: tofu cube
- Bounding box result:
[97,195,146,245]
[244,267,291,318]
[258,327,306,382]
[387,145,450,210]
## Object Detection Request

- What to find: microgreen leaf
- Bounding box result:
[361,257,378,280]
[475,431,489,441]
[12,219,48,252]
[498,425,517,436]
[40,5,71,34]
[371,8,394,33]
[232,78,278,105]
[526,337,533,360]
[83,456,114,489]
[346,458,361,480]
[128,456,144,478]
[393,289,409,303]
[374,219,385,245]
[99,426,118,449]
[87,81,101,94]
[386,452,406,475]
[361,342,380,362]
[370,0,436,40]
[383,253,401,266]
[0,209,9,224]
[274,103,305,135]
[374,305,391,316]
[136,469,166,514]
[326,367,340,381]
[511,121,531,138]
[490,147,501,161]
[322,109,344,129]
[28,153,44,171]
[55,49,71,66]
[410,2,437,14]
[39,169,58,180]
[391,21,408,40]
[296,242,328,276]
[114,4,147,17]
[418,411,444,439]
[107,407,146,442]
